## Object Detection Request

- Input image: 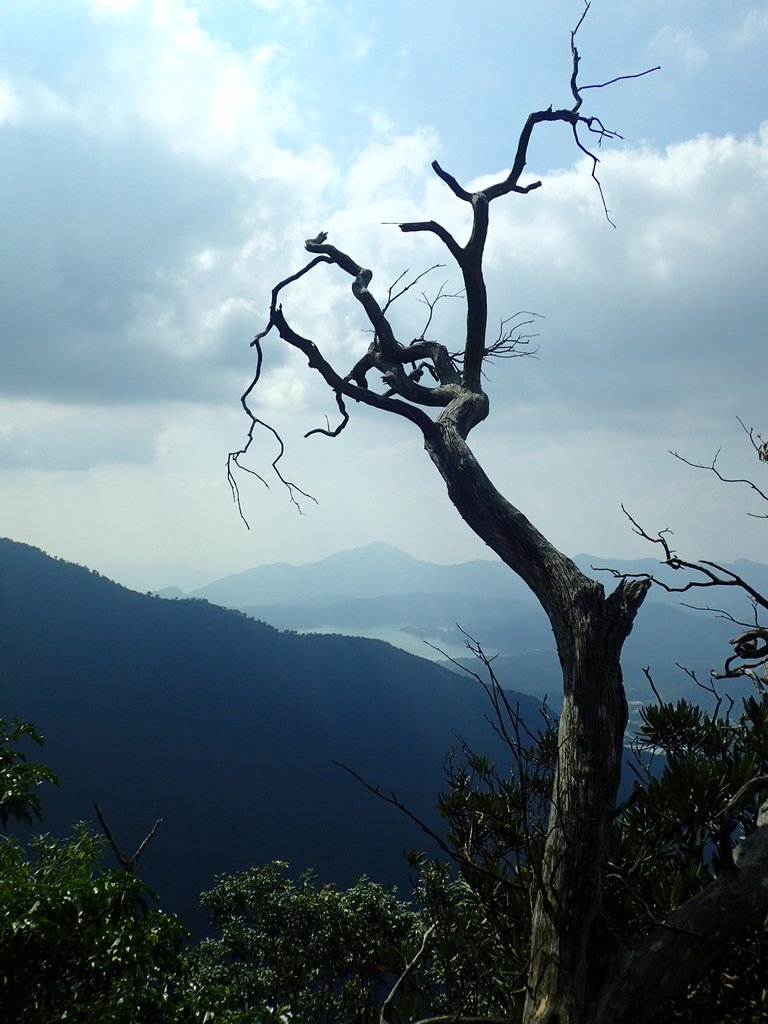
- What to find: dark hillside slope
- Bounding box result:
[0,539,536,932]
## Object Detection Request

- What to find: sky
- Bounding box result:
[1,0,767,591]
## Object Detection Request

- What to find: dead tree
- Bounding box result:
[229,8,767,1024]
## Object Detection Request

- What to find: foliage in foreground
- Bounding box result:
[611,693,768,1022]
[0,718,58,828]
[183,857,532,1023]
[2,690,768,1024]
[184,862,414,1023]
[0,826,187,1023]
[0,717,186,1024]
[180,688,768,1024]
[423,687,768,1023]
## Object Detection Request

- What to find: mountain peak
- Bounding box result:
[191,541,521,608]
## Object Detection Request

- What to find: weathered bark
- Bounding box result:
[423,413,649,1024]
[591,799,768,1024]
[522,610,637,1024]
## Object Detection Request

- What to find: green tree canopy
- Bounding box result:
[0,718,58,829]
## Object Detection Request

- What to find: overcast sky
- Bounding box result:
[1,0,766,591]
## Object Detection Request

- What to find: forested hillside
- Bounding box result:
[0,537,536,931]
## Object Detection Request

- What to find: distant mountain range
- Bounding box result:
[180,541,768,615]
[179,541,530,606]
[166,541,764,707]
[0,538,538,934]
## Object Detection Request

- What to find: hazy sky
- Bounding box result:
[1,0,767,590]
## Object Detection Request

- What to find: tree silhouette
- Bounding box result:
[229,7,768,1023]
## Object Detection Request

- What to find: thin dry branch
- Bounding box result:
[479,3,657,212]
[484,312,542,362]
[570,119,618,226]
[604,579,768,696]
[567,5,659,225]
[94,802,162,874]
[333,759,522,896]
[227,381,318,525]
[380,924,436,1024]
[581,66,661,91]
[304,390,350,439]
[597,505,768,614]
[670,447,768,511]
[381,264,445,314]
[231,2,656,518]
[673,663,733,718]
[679,601,759,630]
[738,416,768,464]
[641,665,663,706]
[415,281,465,342]
[391,216,465,263]
[423,631,555,908]
[597,441,768,686]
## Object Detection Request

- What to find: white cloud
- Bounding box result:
[85,0,139,14]
[345,126,439,206]
[0,75,72,127]
[728,7,768,47]
[0,0,329,190]
[0,399,158,471]
[649,25,708,71]
[1,0,766,582]
[347,32,372,60]
[91,16,299,176]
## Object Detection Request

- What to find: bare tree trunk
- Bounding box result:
[523,610,636,1024]
[424,415,649,1024]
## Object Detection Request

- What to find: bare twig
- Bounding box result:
[381,264,445,314]
[333,760,519,894]
[738,416,768,465]
[415,281,464,342]
[304,390,350,439]
[484,312,542,362]
[581,67,661,92]
[380,924,435,1024]
[670,447,768,508]
[642,666,663,706]
[94,802,162,874]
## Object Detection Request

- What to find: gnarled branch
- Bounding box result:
[593,806,768,1024]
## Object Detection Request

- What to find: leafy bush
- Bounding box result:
[0,825,187,1023]
[0,718,58,828]
[184,861,418,1023]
